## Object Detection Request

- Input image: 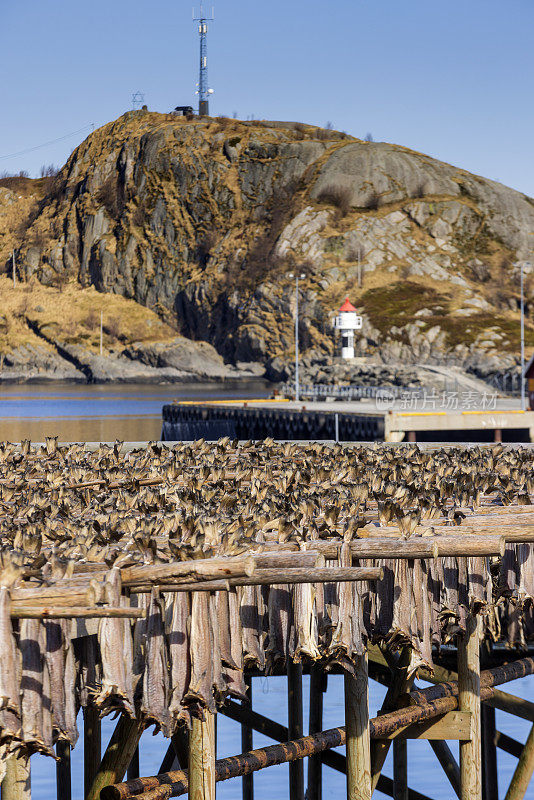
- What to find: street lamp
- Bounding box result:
[288,272,306,401]
[515,261,532,411]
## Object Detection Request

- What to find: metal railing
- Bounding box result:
[279,383,422,401]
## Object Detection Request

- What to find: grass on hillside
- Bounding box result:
[0,276,176,355]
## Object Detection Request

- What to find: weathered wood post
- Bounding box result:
[481,705,498,800]
[1,754,31,800]
[308,665,326,800]
[83,704,102,799]
[287,660,304,800]
[86,715,145,800]
[242,675,253,800]
[393,737,408,800]
[56,740,72,800]
[127,745,140,780]
[371,646,412,793]
[344,654,371,800]
[458,613,482,800]
[504,722,534,800]
[189,711,216,800]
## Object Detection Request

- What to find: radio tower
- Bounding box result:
[193,3,214,116]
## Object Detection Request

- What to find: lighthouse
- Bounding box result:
[332,298,362,359]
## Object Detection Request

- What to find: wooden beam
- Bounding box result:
[189,712,216,800]
[242,676,254,800]
[495,732,523,760]
[127,746,140,781]
[172,728,190,770]
[345,656,371,800]
[482,704,498,800]
[308,665,325,800]
[1,754,31,800]
[288,660,305,800]
[458,614,482,800]
[158,743,178,776]
[87,715,145,800]
[394,738,408,800]
[429,740,461,799]
[84,704,102,799]
[378,712,473,741]
[371,646,413,794]
[56,740,72,800]
[419,662,534,725]
[504,723,534,800]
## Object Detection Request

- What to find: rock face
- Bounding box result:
[2,113,534,377]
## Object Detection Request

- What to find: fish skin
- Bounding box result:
[94,568,135,717]
[168,591,191,727]
[141,590,171,735]
[240,585,265,670]
[224,589,247,701]
[20,619,54,756]
[266,584,293,671]
[184,591,214,715]
[0,588,21,751]
[292,581,320,662]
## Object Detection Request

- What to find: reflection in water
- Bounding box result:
[0,381,271,442]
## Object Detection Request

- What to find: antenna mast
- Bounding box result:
[193,3,214,116]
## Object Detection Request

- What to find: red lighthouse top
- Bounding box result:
[339,297,357,313]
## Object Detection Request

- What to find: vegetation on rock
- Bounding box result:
[1,112,533,378]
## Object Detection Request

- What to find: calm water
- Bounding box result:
[0,381,271,441]
[1,383,532,799]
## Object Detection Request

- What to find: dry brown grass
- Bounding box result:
[0,276,175,355]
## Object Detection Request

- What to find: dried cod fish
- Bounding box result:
[0,588,21,748]
[20,619,54,756]
[224,589,247,701]
[44,620,78,744]
[184,591,214,715]
[94,568,134,717]
[141,589,171,735]
[292,580,320,662]
[168,591,191,727]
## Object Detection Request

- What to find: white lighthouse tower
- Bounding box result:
[332,298,362,359]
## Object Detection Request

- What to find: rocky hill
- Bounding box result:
[1,111,533,383]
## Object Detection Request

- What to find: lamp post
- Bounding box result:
[289,272,305,401]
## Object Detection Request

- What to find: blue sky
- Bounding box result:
[1,0,533,195]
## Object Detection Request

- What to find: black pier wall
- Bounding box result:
[161,404,384,442]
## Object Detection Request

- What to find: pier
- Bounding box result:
[162,399,534,443]
[0,440,534,800]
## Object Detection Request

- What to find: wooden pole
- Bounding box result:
[1,754,30,800]
[172,729,190,770]
[287,660,304,800]
[504,723,534,800]
[189,711,216,800]
[371,647,413,793]
[84,704,102,799]
[127,746,140,781]
[308,665,325,800]
[57,740,72,800]
[482,704,498,800]
[429,741,461,798]
[241,675,254,800]
[458,613,482,800]
[159,743,178,775]
[87,715,145,800]
[393,738,408,800]
[220,698,430,800]
[159,729,190,775]
[345,655,371,800]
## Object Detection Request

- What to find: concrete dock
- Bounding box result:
[162,396,534,443]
